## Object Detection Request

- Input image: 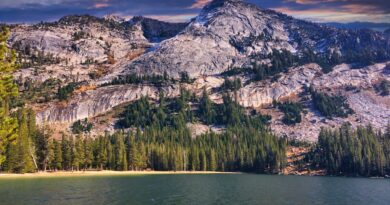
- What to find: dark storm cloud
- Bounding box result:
[0,0,389,23]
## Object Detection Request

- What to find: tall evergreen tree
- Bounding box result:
[36,125,53,171]
[0,27,19,166]
[52,140,63,170]
[199,88,215,125]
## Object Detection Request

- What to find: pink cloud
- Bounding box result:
[286,0,338,5]
[272,6,390,23]
[93,3,110,9]
[189,0,212,9]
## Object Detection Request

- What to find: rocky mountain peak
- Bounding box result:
[127,0,389,78]
[57,14,104,25]
[103,14,125,23]
[203,0,244,9]
[7,0,389,141]
[195,0,259,25]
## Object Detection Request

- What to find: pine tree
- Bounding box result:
[36,125,52,171]
[6,110,36,173]
[96,136,107,170]
[47,139,54,171]
[74,137,85,171]
[61,135,72,170]
[83,137,93,170]
[200,149,207,171]
[53,140,63,170]
[209,149,217,171]
[199,88,215,125]
[114,133,127,171]
[0,27,19,166]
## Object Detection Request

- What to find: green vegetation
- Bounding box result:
[12,78,61,106]
[12,42,61,68]
[120,88,271,129]
[1,88,286,173]
[72,31,89,41]
[275,101,304,125]
[4,109,36,173]
[0,27,19,167]
[307,124,390,176]
[40,122,286,173]
[254,49,296,81]
[311,89,353,119]
[180,71,191,83]
[223,49,297,81]
[108,72,173,87]
[57,82,79,101]
[223,47,382,83]
[376,79,389,96]
[221,77,242,91]
[71,119,93,135]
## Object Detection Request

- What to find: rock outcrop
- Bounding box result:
[8,0,390,141]
[127,0,389,78]
[129,16,188,42]
[37,84,180,123]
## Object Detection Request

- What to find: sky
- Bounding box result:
[0,0,389,24]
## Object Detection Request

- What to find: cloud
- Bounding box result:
[189,0,212,9]
[93,3,110,9]
[0,0,389,24]
[285,0,390,14]
[273,6,390,23]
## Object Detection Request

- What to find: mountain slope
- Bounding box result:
[127,0,389,78]
[7,0,390,141]
[9,15,187,86]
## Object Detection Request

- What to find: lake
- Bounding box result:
[0,174,389,205]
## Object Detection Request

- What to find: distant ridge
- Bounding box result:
[325,22,390,32]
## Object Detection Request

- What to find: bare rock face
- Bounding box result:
[10,15,150,87]
[128,0,295,78]
[266,62,390,141]
[9,1,390,141]
[126,0,389,78]
[235,64,321,107]
[36,84,180,123]
[129,16,188,42]
[10,15,147,65]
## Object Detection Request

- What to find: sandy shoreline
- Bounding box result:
[0,170,240,178]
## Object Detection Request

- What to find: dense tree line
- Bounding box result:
[120,88,271,129]
[221,77,242,91]
[71,119,93,134]
[57,82,79,100]
[310,88,354,119]
[223,47,382,83]
[107,72,173,87]
[3,109,37,173]
[179,71,192,83]
[223,49,298,82]
[0,27,19,168]
[1,87,286,173]
[307,124,390,176]
[376,79,389,96]
[3,123,286,173]
[274,101,304,125]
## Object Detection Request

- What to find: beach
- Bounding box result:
[0,170,239,178]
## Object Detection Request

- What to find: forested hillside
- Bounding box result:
[1,84,287,173]
[1,0,390,177]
